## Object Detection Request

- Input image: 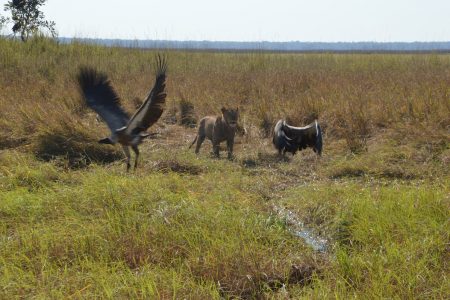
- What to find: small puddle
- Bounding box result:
[272,205,328,253]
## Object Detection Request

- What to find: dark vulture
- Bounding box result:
[77,54,167,171]
[273,119,322,156]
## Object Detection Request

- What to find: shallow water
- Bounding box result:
[273,205,328,253]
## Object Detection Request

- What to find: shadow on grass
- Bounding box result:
[240,152,292,168]
[217,259,325,299]
[33,130,123,169]
[150,160,203,175]
[0,134,28,150]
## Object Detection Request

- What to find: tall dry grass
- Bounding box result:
[0,36,449,158]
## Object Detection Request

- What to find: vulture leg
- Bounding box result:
[122,145,131,171]
[132,145,140,170]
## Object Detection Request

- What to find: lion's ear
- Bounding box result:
[221,107,227,114]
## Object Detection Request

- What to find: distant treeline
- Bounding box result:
[58,37,450,52]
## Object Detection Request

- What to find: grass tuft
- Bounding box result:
[178,98,197,127]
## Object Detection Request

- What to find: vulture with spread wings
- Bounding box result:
[77,55,167,171]
[273,119,323,156]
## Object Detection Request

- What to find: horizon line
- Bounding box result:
[59,37,450,44]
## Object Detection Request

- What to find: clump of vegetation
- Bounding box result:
[258,112,274,138]
[162,100,178,124]
[178,98,197,127]
[253,106,272,139]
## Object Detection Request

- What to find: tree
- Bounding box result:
[4,0,56,41]
[0,13,10,32]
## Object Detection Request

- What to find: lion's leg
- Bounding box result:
[213,143,220,157]
[212,137,220,158]
[226,138,234,159]
[195,135,205,154]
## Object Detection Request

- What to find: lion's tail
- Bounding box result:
[189,135,198,149]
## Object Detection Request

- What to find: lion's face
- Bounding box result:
[221,107,239,128]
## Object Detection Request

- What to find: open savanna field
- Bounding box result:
[0,37,449,298]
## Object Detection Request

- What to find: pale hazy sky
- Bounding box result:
[1,0,449,41]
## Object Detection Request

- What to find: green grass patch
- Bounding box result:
[1,152,317,298]
[279,181,449,298]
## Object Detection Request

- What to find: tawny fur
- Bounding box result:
[189,107,239,159]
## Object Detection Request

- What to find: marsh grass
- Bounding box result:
[0,37,449,298]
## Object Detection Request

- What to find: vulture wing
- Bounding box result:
[273,119,294,152]
[315,122,323,155]
[125,54,167,135]
[77,67,129,134]
[284,120,322,155]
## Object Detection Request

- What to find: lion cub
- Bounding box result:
[189,107,239,159]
